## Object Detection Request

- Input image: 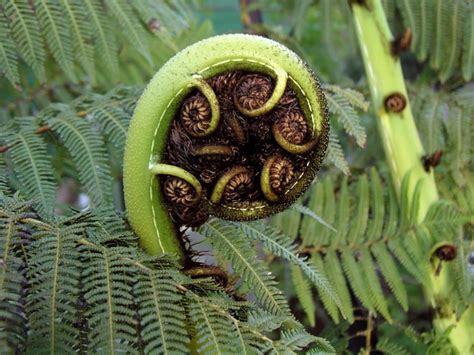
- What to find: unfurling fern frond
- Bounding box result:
[200,219,291,317]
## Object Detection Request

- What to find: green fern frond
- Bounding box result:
[276,327,321,353]
[0,156,8,194]
[462,4,474,81]
[438,0,463,82]
[134,262,189,354]
[200,219,291,317]
[236,222,343,315]
[59,0,94,79]
[46,108,113,207]
[291,265,316,327]
[324,84,369,113]
[0,14,19,86]
[3,126,56,216]
[325,87,367,147]
[4,0,45,81]
[0,196,29,353]
[26,213,90,353]
[104,0,151,64]
[186,292,242,354]
[376,336,410,354]
[310,254,340,323]
[80,240,138,353]
[35,0,76,81]
[327,131,350,175]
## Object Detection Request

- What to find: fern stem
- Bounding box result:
[351,1,473,352]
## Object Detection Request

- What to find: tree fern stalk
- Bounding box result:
[351,1,473,353]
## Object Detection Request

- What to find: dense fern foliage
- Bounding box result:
[1,0,473,353]
[0,0,193,87]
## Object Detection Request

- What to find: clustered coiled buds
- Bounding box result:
[160,69,324,226]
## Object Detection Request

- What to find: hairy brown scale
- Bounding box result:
[269,156,295,194]
[233,74,273,111]
[276,110,308,144]
[181,94,211,135]
[161,69,323,226]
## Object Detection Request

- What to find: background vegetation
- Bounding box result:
[0,0,472,353]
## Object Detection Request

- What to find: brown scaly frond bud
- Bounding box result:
[275,110,308,145]
[233,74,273,112]
[223,170,255,202]
[181,94,212,136]
[269,156,295,194]
[164,177,197,206]
[208,71,243,96]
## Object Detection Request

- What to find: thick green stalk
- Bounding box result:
[351,1,473,353]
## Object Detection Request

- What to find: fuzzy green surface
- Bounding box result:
[123,33,328,257]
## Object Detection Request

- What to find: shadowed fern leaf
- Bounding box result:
[2,125,56,216]
[3,0,45,81]
[0,197,29,353]
[200,219,291,317]
[46,107,113,207]
[26,213,90,353]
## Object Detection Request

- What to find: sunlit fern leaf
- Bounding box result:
[88,102,130,159]
[325,89,366,147]
[291,265,316,327]
[348,174,369,245]
[290,203,337,233]
[340,248,375,313]
[306,337,336,354]
[35,0,76,81]
[186,291,241,354]
[0,197,30,353]
[311,254,339,323]
[103,0,151,65]
[0,14,19,86]
[47,109,113,207]
[462,3,474,81]
[359,249,392,321]
[321,251,354,324]
[200,219,291,317]
[438,0,463,82]
[80,240,138,353]
[26,214,90,353]
[276,328,320,353]
[327,131,349,175]
[82,0,118,77]
[430,0,449,70]
[4,126,56,216]
[59,0,95,79]
[134,263,189,354]
[3,0,45,81]
[271,205,302,240]
[371,243,408,311]
[236,222,343,315]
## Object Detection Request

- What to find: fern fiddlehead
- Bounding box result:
[123,34,329,260]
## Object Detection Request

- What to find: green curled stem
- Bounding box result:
[272,123,319,154]
[188,74,221,137]
[193,145,235,157]
[260,155,280,202]
[238,66,288,117]
[150,163,203,205]
[210,165,248,204]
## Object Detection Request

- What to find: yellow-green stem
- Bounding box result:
[351,1,473,352]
